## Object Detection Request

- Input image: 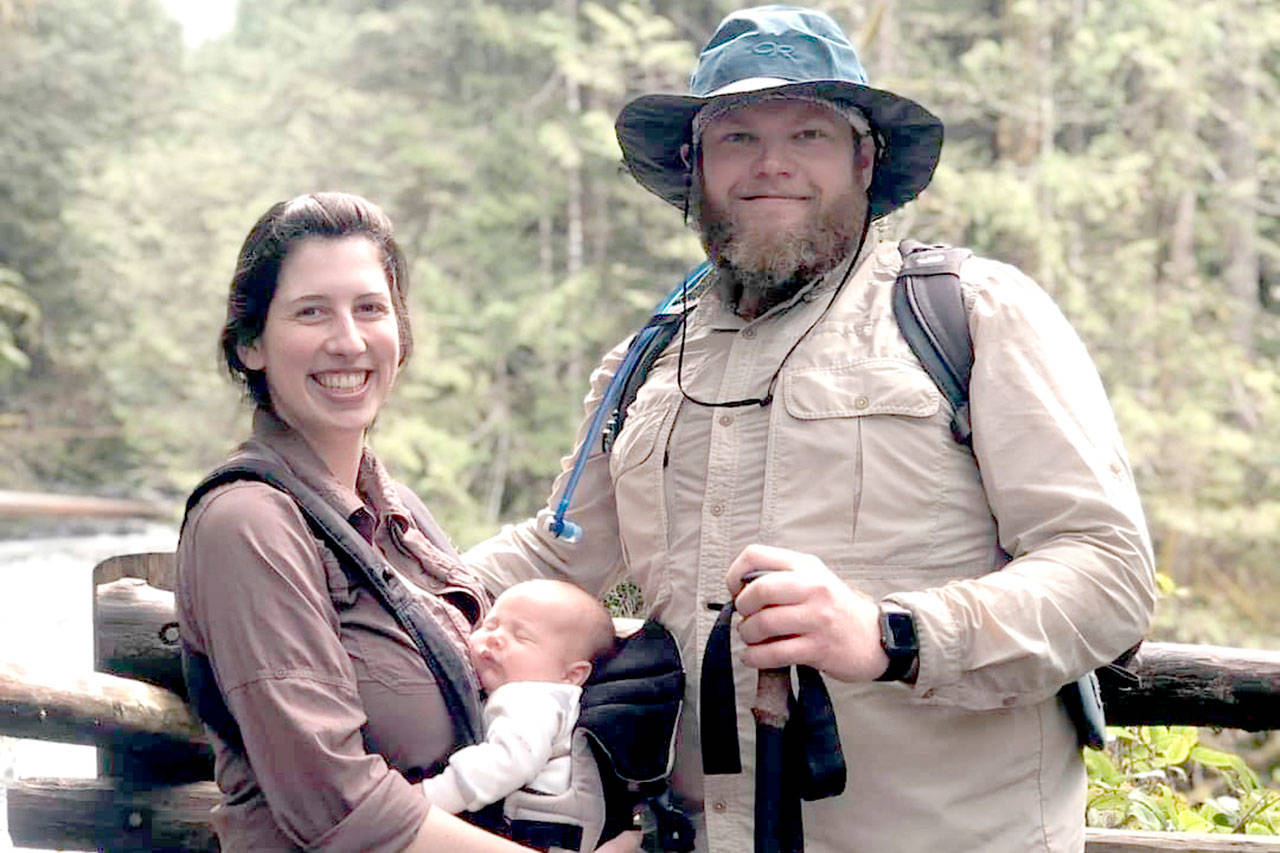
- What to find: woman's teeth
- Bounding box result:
[314,371,368,390]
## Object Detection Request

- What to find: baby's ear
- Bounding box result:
[565,660,592,687]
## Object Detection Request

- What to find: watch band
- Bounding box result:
[875,604,919,682]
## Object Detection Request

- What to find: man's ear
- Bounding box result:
[564,660,592,687]
[853,135,876,191]
[238,341,265,371]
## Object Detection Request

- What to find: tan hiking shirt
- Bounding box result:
[466,240,1156,852]
[178,411,487,851]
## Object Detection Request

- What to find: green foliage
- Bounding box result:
[0,266,38,379]
[1087,726,1280,834]
[0,0,1276,642]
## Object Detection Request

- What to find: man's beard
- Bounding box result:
[695,183,863,316]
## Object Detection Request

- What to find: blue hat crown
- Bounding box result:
[690,6,870,96]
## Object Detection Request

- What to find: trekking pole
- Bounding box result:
[752,666,791,853]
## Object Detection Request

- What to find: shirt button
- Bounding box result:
[719,414,733,427]
[1002,696,1017,707]
[742,328,756,339]
[922,688,935,699]
[710,503,724,517]
[854,395,870,409]
[712,800,727,813]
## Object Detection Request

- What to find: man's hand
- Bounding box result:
[726,544,889,682]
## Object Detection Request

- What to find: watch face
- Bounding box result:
[881,609,917,654]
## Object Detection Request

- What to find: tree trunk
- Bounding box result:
[1220,0,1260,354]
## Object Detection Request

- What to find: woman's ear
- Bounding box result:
[565,660,593,687]
[238,341,265,371]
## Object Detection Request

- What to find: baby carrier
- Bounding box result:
[505,618,692,852]
[181,453,692,852]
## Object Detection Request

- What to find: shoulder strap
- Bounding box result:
[892,239,975,445]
[892,242,1130,749]
[601,313,685,453]
[181,455,485,750]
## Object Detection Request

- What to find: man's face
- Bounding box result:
[695,98,875,314]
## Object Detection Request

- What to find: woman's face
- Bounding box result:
[238,235,400,458]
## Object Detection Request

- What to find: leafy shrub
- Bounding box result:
[1087,725,1280,834]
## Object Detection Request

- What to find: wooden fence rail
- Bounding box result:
[0,490,170,520]
[2,552,1277,851]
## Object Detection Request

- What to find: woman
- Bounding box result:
[177,193,633,852]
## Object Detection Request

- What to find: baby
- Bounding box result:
[421,579,616,818]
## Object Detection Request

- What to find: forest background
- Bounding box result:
[1,0,1278,827]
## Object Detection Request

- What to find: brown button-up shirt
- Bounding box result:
[177,411,488,851]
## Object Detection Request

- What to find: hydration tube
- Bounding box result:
[548,261,714,542]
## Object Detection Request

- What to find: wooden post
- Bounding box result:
[90,553,212,783]
[95,577,185,697]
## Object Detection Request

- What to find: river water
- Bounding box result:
[0,522,179,851]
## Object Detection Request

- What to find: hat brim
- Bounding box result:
[615,80,943,219]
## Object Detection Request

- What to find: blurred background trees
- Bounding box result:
[1,0,1276,645]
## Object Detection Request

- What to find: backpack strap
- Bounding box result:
[892,239,975,445]
[891,241,1127,749]
[180,455,486,754]
[601,313,685,453]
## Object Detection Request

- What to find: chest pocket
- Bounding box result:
[609,397,677,579]
[767,358,953,570]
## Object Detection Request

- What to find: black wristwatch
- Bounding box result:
[875,603,919,682]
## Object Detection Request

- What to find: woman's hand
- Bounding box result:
[595,830,641,852]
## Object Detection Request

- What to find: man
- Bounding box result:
[467,6,1155,851]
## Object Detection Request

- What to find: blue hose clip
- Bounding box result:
[548,262,714,543]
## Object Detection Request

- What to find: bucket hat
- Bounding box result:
[615,4,943,219]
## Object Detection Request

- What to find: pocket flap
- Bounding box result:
[783,359,940,420]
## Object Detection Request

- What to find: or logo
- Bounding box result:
[751,41,797,59]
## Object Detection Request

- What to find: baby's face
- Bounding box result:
[468,587,584,693]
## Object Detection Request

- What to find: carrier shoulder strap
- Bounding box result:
[180,455,485,752]
[891,239,975,445]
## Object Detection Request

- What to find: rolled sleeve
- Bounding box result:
[888,258,1156,709]
[180,483,428,851]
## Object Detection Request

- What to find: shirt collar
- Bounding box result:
[246,409,368,524]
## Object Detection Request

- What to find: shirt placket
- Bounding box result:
[694,316,797,849]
